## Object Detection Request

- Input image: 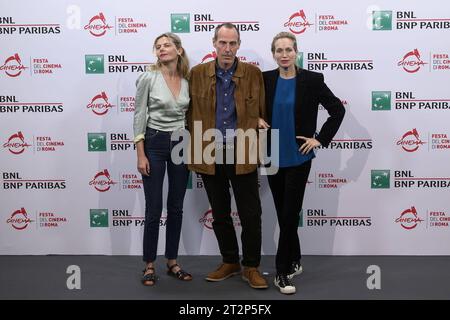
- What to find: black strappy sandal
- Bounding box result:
[167,263,192,281]
[142,267,158,286]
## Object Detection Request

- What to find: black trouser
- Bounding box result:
[267,160,312,274]
[201,164,262,268]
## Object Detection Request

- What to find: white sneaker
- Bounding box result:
[288,261,303,279]
[274,274,296,295]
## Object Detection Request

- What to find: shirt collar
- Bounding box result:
[215,58,238,76]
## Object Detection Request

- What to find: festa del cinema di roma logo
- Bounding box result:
[199,209,240,229]
[284,10,313,34]
[396,128,426,152]
[395,206,424,230]
[84,12,113,37]
[89,169,117,192]
[201,51,260,66]
[6,208,34,230]
[199,209,214,229]
[201,51,217,64]
[0,53,28,77]
[3,131,32,154]
[398,49,427,73]
[86,91,115,115]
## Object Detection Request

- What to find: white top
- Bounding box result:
[133,70,189,143]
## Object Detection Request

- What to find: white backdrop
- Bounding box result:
[1,0,449,255]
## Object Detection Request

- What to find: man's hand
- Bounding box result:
[258,118,270,129]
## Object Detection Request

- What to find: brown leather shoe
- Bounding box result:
[205,263,241,281]
[242,267,268,289]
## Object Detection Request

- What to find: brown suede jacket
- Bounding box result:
[187,59,265,175]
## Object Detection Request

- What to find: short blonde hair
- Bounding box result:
[271,32,298,54]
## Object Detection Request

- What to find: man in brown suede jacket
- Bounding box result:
[187,23,269,289]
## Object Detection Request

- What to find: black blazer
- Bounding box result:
[262,68,345,148]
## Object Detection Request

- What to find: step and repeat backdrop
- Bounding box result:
[1,0,449,255]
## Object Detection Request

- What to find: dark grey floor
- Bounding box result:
[1,255,449,300]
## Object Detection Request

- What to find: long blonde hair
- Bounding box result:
[150,32,189,79]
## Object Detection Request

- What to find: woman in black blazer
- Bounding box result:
[262,32,345,294]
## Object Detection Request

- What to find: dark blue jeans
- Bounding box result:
[142,128,188,263]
